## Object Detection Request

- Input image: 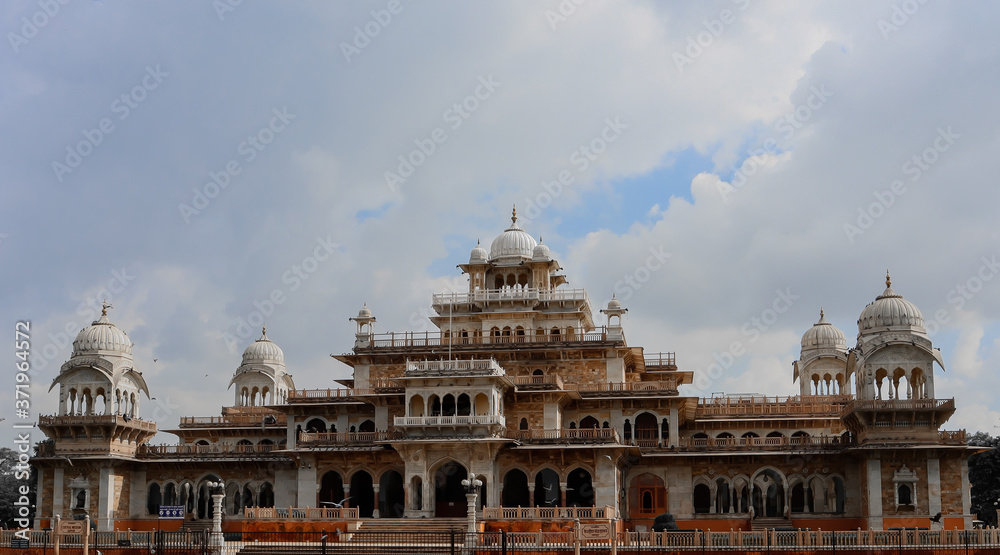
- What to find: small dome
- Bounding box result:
[72,307,132,357]
[489,207,537,261]
[242,328,284,364]
[858,273,925,335]
[356,303,373,319]
[531,237,550,261]
[607,296,622,311]
[470,240,488,263]
[801,309,846,351]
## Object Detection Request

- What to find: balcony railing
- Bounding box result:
[841,398,955,417]
[243,507,358,520]
[178,414,286,427]
[644,352,676,368]
[567,380,679,395]
[394,414,507,427]
[940,429,967,444]
[432,287,590,306]
[668,434,848,452]
[287,386,402,402]
[510,374,565,389]
[39,414,157,432]
[483,506,615,520]
[507,428,620,444]
[405,358,505,377]
[696,395,852,418]
[364,327,618,349]
[297,431,397,445]
[137,443,280,458]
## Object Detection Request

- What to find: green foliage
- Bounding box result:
[651,512,678,531]
[0,447,37,529]
[969,432,1000,526]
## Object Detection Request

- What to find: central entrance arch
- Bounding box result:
[434,461,468,517]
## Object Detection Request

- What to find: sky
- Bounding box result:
[3,1,1000,448]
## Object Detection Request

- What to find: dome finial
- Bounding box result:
[511,204,517,224]
[886,270,891,288]
[262,325,267,336]
[101,299,113,316]
[820,307,824,318]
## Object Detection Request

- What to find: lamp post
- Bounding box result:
[462,477,483,535]
[206,480,226,554]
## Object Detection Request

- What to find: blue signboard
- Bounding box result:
[158,505,185,519]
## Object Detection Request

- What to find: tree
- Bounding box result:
[0,447,38,529]
[968,432,1000,526]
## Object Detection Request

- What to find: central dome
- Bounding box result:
[72,307,132,357]
[857,273,925,335]
[242,328,285,364]
[489,207,537,261]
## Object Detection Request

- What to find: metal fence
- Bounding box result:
[6,529,1000,554]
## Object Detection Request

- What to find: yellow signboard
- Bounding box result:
[580,522,612,540]
[59,520,86,534]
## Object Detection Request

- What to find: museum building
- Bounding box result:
[30,210,972,532]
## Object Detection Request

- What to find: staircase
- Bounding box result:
[751,517,795,531]
[356,517,467,534]
[180,519,214,533]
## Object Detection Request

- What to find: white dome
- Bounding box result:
[531,238,550,261]
[470,240,488,263]
[356,304,373,319]
[801,309,846,351]
[242,328,284,363]
[73,310,132,357]
[489,208,537,261]
[607,296,622,311]
[858,274,925,335]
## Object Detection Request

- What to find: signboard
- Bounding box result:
[59,520,86,534]
[159,505,185,519]
[580,522,612,540]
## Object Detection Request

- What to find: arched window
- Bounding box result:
[147,483,162,515]
[897,484,912,505]
[358,419,375,432]
[442,394,456,416]
[457,394,471,416]
[519,418,528,430]
[693,483,711,514]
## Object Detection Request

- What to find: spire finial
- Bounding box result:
[511,204,517,224]
[820,307,824,318]
[101,300,113,316]
[886,269,891,288]
[262,325,266,336]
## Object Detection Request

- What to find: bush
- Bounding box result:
[651,512,679,532]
